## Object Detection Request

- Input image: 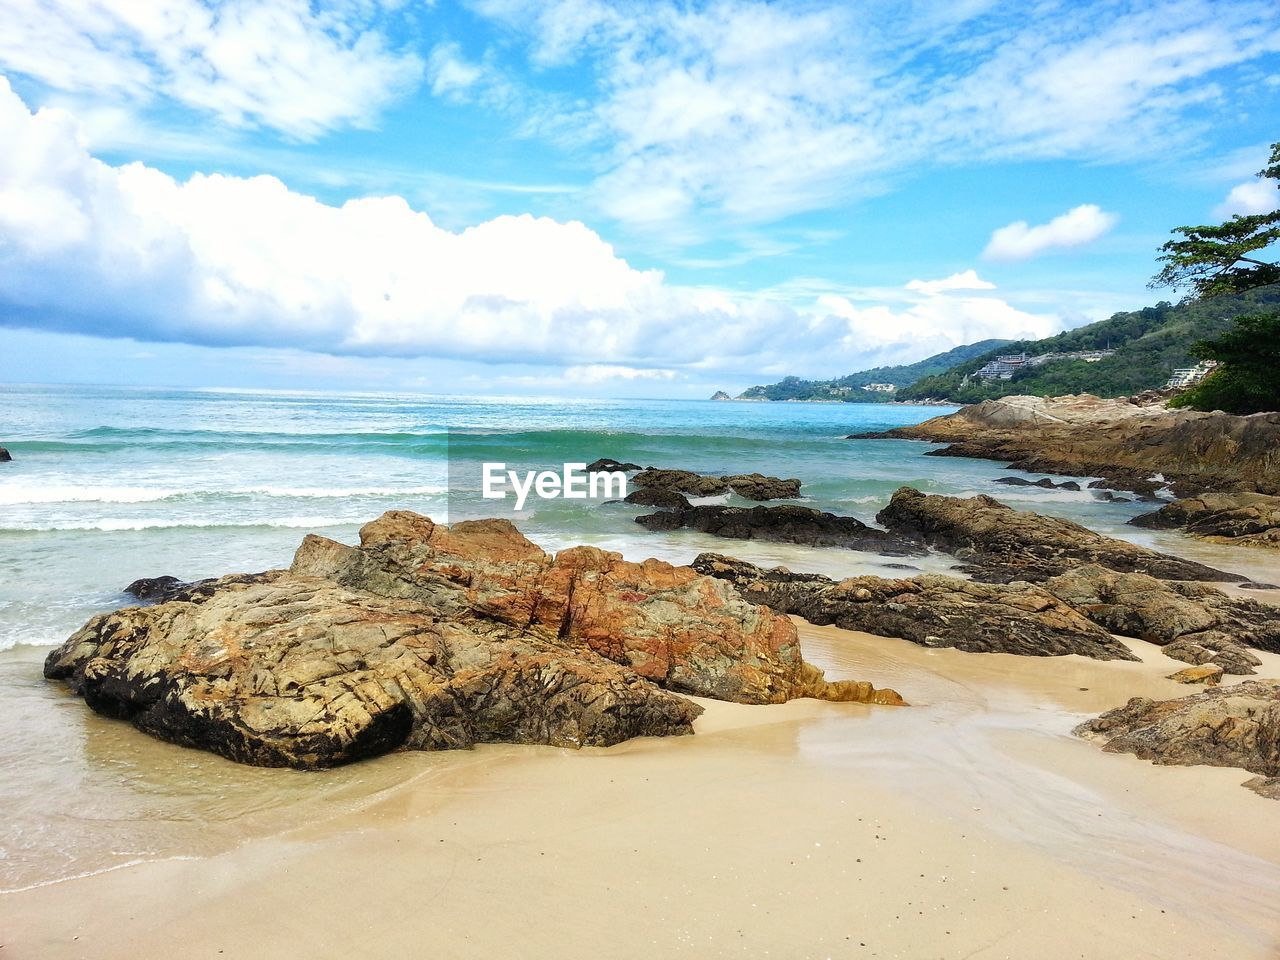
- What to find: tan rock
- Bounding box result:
[1167,664,1223,684]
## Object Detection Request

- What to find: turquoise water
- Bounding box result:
[1,382,1274,653]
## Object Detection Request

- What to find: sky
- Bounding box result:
[0,0,1278,398]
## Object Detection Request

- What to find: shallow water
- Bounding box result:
[2,382,1279,894]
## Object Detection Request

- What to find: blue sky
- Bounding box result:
[0,0,1277,397]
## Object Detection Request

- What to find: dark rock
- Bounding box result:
[623,488,692,509]
[586,458,645,472]
[993,476,1080,490]
[1129,492,1280,549]
[1076,681,1280,797]
[1093,491,1132,503]
[0,446,10,462]
[124,575,211,604]
[46,513,902,769]
[1240,582,1280,591]
[710,391,733,401]
[691,554,1136,660]
[638,504,926,557]
[875,487,1244,584]
[631,468,802,501]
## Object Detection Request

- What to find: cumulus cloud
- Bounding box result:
[905,270,996,294]
[0,79,1065,379]
[983,205,1119,261]
[1213,179,1280,218]
[0,0,423,139]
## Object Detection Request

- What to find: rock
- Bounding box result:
[691,554,1137,661]
[1076,681,1280,797]
[993,476,1080,490]
[1042,564,1280,674]
[45,513,902,769]
[623,488,692,509]
[1167,664,1223,684]
[1240,582,1280,591]
[586,458,645,472]
[637,504,926,557]
[852,394,1280,496]
[710,391,733,401]
[124,575,211,603]
[631,468,802,501]
[0,446,10,462]
[1129,492,1280,549]
[876,487,1244,584]
[1093,491,1132,503]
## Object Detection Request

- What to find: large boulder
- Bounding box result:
[1129,492,1280,549]
[0,446,10,462]
[1042,565,1280,674]
[1076,681,1280,799]
[851,394,1280,496]
[691,554,1136,660]
[44,513,902,769]
[876,487,1243,584]
[637,503,926,557]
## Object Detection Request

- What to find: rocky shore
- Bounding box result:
[43,512,901,769]
[1130,492,1280,549]
[851,394,1280,497]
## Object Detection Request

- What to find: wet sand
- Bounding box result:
[2,622,1278,960]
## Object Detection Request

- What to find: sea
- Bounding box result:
[3,381,1279,894]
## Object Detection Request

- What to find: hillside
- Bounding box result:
[737,339,1011,402]
[897,286,1280,403]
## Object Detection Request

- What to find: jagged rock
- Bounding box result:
[0,446,10,462]
[852,394,1280,496]
[638,504,926,557]
[1093,491,1133,503]
[124,575,211,603]
[1167,664,1223,684]
[690,553,1136,661]
[1130,492,1280,549]
[631,468,802,501]
[586,458,645,472]
[876,487,1243,584]
[623,488,692,509]
[44,513,901,769]
[993,476,1081,491]
[1042,565,1280,674]
[1076,681,1280,798]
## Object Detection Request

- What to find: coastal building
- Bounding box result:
[863,382,897,392]
[973,353,1030,380]
[1165,360,1217,389]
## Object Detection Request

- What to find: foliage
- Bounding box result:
[1151,143,1280,299]
[738,339,1011,402]
[896,287,1280,402]
[1167,312,1280,414]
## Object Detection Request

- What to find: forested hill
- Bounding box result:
[896,286,1280,403]
[738,339,1011,401]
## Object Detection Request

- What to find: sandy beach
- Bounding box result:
[5,618,1278,960]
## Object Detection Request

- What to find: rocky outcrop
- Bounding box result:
[993,476,1081,491]
[1043,565,1280,674]
[1130,492,1280,549]
[1076,681,1280,798]
[851,394,1280,496]
[586,458,645,473]
[876,487,1244,584]
[638,504,927,557]
[0,446,10,462]
[710,391,733,401]
[690,554,1136,661]
[44,513,901,769]
[632,468,802,501]
[1167,664,1223,684]
[124,575,209,603]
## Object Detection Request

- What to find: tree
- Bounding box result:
[1167,312,1280,414]
[1151,142,1279,298]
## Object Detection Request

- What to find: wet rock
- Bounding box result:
[1042,564,1280,674]
[623,488,692,509]
[1129,492,1280,549]
[1167,664,1223,684]
[853,394,1280,497]
[993,476,1081,491]
[0,446,10,462]
[631,468,802,501]
[1076,681,1280,797]
[691,553,1136,661]
[45,513,901,769]
[124,575,211,604]
[586,458,645,472]
[1093,491,1133,503]
[638,504,926,557]
[876,487,1243,584]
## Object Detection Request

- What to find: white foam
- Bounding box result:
[0,484,447,505]
[0,516,361,533]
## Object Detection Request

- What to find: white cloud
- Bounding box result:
[1214,179,1280,218]
[905,270,996,294]
[0,79,1071,381]
[0,0,423,139]
[983,205,1119,261]
[471,0,1280,236]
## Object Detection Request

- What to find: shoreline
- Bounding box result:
[4,621,1279,959]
